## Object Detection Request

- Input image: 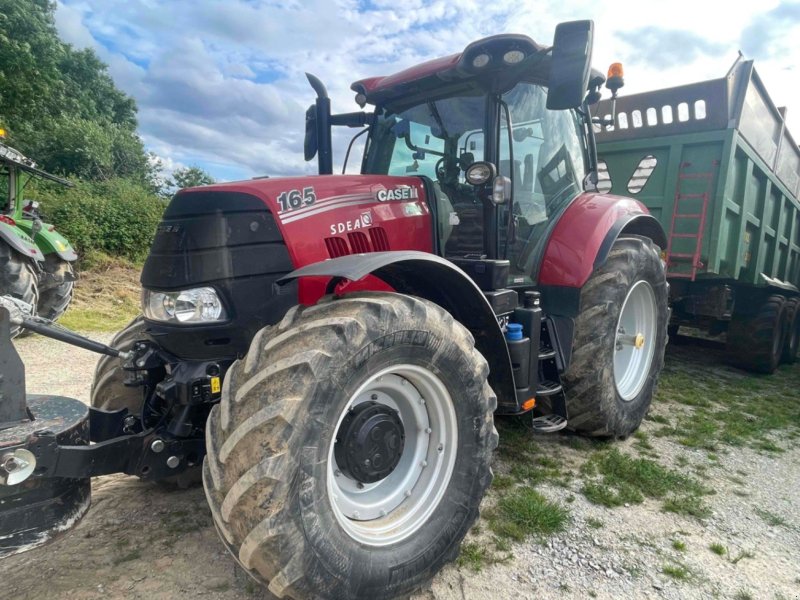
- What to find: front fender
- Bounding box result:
[0,221,43,261]
[538,192,665,288]
[278,251,518,412]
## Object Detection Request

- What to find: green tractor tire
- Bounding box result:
[0,242,39,338]
[37,255,75,322]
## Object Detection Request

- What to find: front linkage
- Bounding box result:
[0,297,217,555]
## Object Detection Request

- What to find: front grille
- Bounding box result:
[325,227,391,258]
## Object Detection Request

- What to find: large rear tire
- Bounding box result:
[37,255,74,322]
[781,298,800,365]
[204,293,497,600]
[563,236,669,437]
[0,243,39,338]
[727,295,789,374]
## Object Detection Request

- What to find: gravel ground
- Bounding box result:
[3,333,799,600]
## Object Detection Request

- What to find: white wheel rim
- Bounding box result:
[327,364,458,546]
[613,280,657,401]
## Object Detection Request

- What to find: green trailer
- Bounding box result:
[595,58,800,373]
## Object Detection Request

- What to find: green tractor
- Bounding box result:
[0,134,76,337]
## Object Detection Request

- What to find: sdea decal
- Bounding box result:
[376,186,419,201]
[330,211,373,234]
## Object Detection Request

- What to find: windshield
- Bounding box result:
[363,82,587,282]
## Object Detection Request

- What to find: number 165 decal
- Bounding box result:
[277,187,316,213]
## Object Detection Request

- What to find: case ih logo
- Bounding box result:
[376,186,419,202]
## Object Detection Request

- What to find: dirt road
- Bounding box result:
[3,333,799,600]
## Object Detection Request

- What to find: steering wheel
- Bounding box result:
[435,157,446,181]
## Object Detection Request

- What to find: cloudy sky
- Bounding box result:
[55,0,800,182]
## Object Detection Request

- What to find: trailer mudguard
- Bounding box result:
[0,221,43,262]
[15,220,78,262]
[538,192,666,289]
[278,251,518,412]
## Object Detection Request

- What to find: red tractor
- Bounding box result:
[0,21,668,600]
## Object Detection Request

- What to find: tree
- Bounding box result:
[0,0,150,184]
[168,166,216,190]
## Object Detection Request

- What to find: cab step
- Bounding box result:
[536,379,563,396]
[531,414,568,433]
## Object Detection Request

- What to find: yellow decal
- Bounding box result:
[210,377,221,394]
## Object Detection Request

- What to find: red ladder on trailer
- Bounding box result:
[665,161,718,280]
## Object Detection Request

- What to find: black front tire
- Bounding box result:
[37,255,75,322]
[0,243,39,338]
[727,295,789,374]
[563,236,669,438]
[90,316,146,411]
[204,293,497,600]
[90,316,199,488]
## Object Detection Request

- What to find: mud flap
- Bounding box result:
[0,395,91,558]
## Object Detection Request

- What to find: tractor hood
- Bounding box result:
[177,174,433,269]
[141,174,433,360]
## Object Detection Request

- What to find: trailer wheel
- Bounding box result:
[727,295,790,373]
[0,242,39,338]
[36,255,74,322]
[204,293,497,600]
[564,236,668,437]
[782,299,800,364]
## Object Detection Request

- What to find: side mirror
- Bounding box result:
[304,105,318,161]
[546,20,594,110]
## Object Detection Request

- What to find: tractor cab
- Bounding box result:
[306,22,602,287]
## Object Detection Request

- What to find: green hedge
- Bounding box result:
[37,178,166,263]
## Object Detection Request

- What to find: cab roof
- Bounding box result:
[350,34,548,106]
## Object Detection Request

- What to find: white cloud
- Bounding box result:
[55,0,800,181]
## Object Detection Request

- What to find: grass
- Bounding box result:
[671,539,686,551]
[653,355,800,453]
[580,448,711,518]
[457,542,489,571]
[733,591,754,600]
[709,542,727,556]
[112,547,142,566]
[586,517,604,529]
[59,253,141,332]
[662,562,691,581]
[487,487,569,542]
[730,550,755,564]
[755,508,788,528]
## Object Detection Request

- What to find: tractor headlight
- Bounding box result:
[143,287,226,324]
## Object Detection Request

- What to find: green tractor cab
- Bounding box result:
[0,138,76,336]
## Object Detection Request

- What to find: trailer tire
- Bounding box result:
[564,236,668,438]
[0,243,39,338]
[204,292,497,600]
[36,255,74,322]
[783,298,800,364]
[727,295,789,374]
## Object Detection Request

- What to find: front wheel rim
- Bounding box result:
[614,280,658,401]
[327,364,458,546]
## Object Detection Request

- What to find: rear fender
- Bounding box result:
[0,221,43,262]
[15,220,78,262]
[538,193,666,289]
[278,251,517,412]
